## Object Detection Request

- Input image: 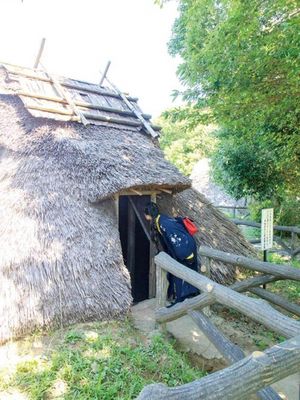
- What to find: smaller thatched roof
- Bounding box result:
[191,158,246,207]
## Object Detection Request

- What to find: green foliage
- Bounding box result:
[168,0,300,199]
[248,197,300,227]
[0,321,203,400]
[157,107,217,175]
[268,253,300,303]
[211,133,284,200]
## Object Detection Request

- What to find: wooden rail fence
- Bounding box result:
[136,248,300,400]
[231,218,300,258]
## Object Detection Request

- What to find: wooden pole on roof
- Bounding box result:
[99,61,111,86]
[99,68,159,139]
[33,38,46,69]
[38,63,89,126]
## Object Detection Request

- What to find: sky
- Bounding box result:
[0,0,183,118]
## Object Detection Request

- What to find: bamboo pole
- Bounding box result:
[4,64,138,102]
[99,61,111,86]
[18,90,152,119]
[26,104,158,128]
[45,71,89,125]
[100,73,159,138]
[33,38,46,69]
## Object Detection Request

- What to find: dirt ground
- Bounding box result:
[131,299,300,400]
[0,304,299,399]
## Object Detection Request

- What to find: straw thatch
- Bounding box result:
[158,189,256,283]
[0,92,189,343]
[0,64,255,343]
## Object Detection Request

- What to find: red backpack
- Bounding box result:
[182,217,198,236]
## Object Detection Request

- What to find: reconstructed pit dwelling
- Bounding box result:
[0,63,254,343]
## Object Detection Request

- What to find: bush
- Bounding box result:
[249,197,300,227]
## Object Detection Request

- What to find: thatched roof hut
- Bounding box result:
[0,63,254,343]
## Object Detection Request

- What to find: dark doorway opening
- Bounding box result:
[118,195,151,303]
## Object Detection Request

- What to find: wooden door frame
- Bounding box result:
[115,192,157,299]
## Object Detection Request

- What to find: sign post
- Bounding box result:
[261,208,274,288]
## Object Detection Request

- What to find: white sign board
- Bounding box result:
[261,208,274,250]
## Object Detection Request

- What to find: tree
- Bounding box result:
[211,132,284,200]
[167,0,300,199]
[157,107,217,175]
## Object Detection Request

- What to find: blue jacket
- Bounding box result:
[155,214,196,261]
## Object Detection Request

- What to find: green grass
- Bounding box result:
[240,226,260,241]
[0,320,204,400]
[267,253,300,304]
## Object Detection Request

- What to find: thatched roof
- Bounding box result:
[158,189,256,283]
[0,63,254,343]
[0,63,160,134]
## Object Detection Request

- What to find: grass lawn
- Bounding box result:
[267,253,300,304]
[0,319,204,400]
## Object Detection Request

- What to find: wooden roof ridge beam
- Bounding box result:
[4,66,139,102]
[160,188,172,194]
[130,189,143,196]
[25,104,160,130]
[18,90,152,120]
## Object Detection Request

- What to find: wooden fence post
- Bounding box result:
[155,252,300,338]
[200,256,212,316]
[291,232,297,259]
[156,265,168,308]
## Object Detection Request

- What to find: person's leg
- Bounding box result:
[167,272,175,301]
[180,254,200,300]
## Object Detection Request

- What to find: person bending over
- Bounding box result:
[144,202,199,306]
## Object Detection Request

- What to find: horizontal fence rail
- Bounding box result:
[231,218,300,234]
[139,249,300,400]
[215,206,248,210]
[156,274,284,324]
[155,252,300,338]
[199,246,300,281]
